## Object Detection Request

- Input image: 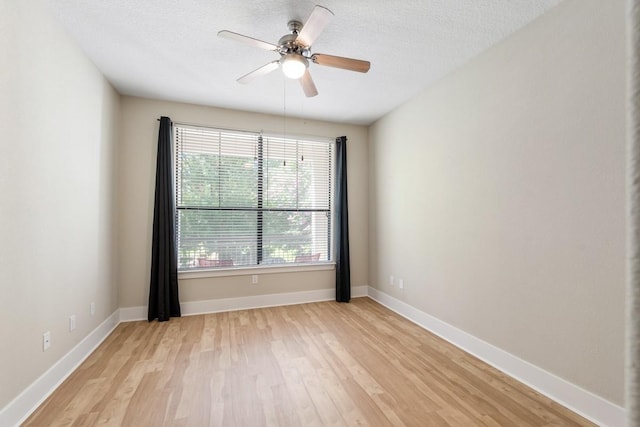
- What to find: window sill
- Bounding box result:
[178,262,335,280]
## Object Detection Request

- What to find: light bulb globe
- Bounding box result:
[280,54,308,79]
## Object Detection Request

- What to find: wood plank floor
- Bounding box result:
[24,298,594,426]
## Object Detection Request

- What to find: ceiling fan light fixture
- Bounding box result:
[219,5,369,97]
[280,53,308,79]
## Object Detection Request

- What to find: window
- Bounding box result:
[174,123,334,270]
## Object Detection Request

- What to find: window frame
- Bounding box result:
[173,122,336,277]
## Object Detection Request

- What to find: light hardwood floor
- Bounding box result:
[24,298,594,426]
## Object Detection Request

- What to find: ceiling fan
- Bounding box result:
[218,5,371,97]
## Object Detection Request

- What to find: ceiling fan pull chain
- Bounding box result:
[255,132,260,161]
[283,80,287,166]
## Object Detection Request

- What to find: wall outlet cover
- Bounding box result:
[43,331,51,351]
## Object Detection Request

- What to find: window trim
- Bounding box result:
[173,121,336,274]
[178,261,335,279]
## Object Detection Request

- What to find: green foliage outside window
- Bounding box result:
[175,129,330,270]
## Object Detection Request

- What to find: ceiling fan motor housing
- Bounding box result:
[278,22,311,58]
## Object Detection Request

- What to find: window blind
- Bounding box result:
[175,123,334,270]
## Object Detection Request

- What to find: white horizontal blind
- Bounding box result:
[175,124,334,270]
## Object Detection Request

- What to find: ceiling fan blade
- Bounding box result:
[237,61,280,84]
[300,69,318,97]
[311,54,371,73]
[296,6,334,47]
[218,30,278,51]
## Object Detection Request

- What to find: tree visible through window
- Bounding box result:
[174,124,334,270]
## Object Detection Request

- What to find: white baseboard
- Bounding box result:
[118,305,147,322]
[351,285,369,298]
[366,287,625,427]
[0,310,120,427]
[120,285,370,322]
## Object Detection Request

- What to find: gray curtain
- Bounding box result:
[335,136,350,302]
[628,0,640,424]
[148,116,181,321]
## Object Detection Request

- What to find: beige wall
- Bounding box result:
[2,0,624,416]
[368,0,625,405]
[117,97,368,308]
[0,0,120,410]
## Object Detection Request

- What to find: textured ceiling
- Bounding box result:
[47,0,562,125]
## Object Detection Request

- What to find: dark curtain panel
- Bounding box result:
[148,116,181,321]
[335,136,351,302]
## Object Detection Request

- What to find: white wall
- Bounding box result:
[117,96,368,309]
[368,0,625,405]
[0,0,120,410]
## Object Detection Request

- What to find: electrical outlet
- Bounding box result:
[398,279,404,290]
[90,302,95,316]
[251,275,259,285]
[389,275,395,286]
[69,314,76,332]
[43,331,51,351]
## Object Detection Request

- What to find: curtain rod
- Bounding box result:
[156,117,335,143]
[155,117,256,133]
